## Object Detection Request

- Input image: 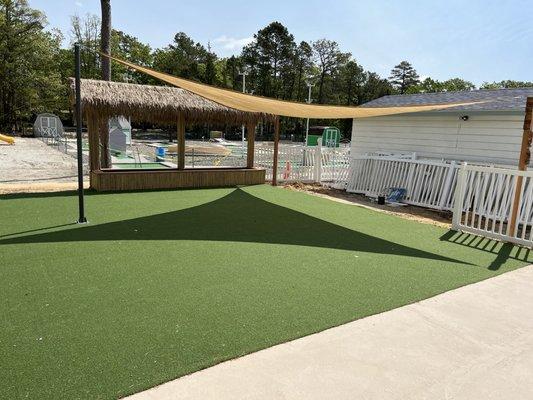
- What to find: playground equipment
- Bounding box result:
[0,133,14,144]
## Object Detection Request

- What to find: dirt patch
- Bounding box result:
[0,182,90,195]
[0,138,90,193]
[284,182,452,228]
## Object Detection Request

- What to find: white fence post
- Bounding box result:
[452,163,467,230]
[314,139,322,183]
[440,160,457,210]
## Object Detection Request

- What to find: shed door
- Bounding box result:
[323,128,338,147]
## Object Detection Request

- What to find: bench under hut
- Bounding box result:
[70,79,273,191]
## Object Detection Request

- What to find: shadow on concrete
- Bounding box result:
[440,230,531,270]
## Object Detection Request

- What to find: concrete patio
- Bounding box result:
[127,265,533,400]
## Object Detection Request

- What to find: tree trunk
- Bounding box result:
[318,71,326,103]
[100,0,111,80]
[99,0,111,166]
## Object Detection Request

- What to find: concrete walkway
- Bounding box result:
[127,265,533,400]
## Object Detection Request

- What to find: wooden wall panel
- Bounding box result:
[90,168,266,192]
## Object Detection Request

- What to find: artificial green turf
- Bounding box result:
[0,185,531,399]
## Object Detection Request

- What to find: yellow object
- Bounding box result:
[0,133,14,144]
[102,53,484,120]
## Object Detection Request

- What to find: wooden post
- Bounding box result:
[177,112,186,170]
[99,117,111,168]
[272,117,280,186]
[86,111,100,172]
[246,121,256,169]
[508,97,533,236]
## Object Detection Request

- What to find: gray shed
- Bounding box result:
[33,113,64,138]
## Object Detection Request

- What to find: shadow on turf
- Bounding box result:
[0,223,77,239]
[439,230,531,270]
[0,189,468,263]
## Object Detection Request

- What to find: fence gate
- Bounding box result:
[452,164,533,246]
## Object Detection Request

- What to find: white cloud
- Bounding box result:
[75,1,83,7]
[213,35,253,51]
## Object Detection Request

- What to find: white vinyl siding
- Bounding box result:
[350,112,526,166]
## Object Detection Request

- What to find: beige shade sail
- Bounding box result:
[103,54,482,119]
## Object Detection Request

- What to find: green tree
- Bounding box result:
[389,61,420,94]
[407,77,476,93]
[220,55,242,89]
[312,39,350,103]
[111,30,153,84]
[70,13,100,79]
[406,77,443,93]
[153,32,209,82]
[204,43,217,85]
[480,80,533,89]
[292,41,313,102]
[442,78,475,91]
[242,21,297,98]
[360,72,394,104]
[0,0,64,130]
[340,60,365,105]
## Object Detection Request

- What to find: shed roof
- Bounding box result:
[69,78,266,125]
[361,88,533,112]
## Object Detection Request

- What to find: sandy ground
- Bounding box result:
[126,264,533,400]
[284,182,453,228]
[0,138,88,189]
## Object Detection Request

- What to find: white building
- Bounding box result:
[351,88,533,166]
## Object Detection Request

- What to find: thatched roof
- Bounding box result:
[69,78,270,125]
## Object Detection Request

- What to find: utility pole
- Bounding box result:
[305,80,314,146]
[74,43,87,224]
[238,69,249,155]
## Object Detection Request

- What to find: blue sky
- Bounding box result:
[31,0,532,85]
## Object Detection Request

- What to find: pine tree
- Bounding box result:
[389,61,420,94]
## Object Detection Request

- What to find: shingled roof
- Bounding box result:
[361,88,533,112]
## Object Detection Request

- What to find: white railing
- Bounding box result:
[452,164,533,246]
[255,144,350,185]
[320,148,352,187]
[346,155,459,210]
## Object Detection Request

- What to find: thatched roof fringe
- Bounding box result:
[69,78,272,126]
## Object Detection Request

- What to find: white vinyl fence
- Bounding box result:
[452,164,533,246]
[256,146,533,246]
[346,155,459,210]
[255,144,350,186]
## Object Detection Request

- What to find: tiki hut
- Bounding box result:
[70,79,272,191]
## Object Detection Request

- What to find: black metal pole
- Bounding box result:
[75,43,87,223]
